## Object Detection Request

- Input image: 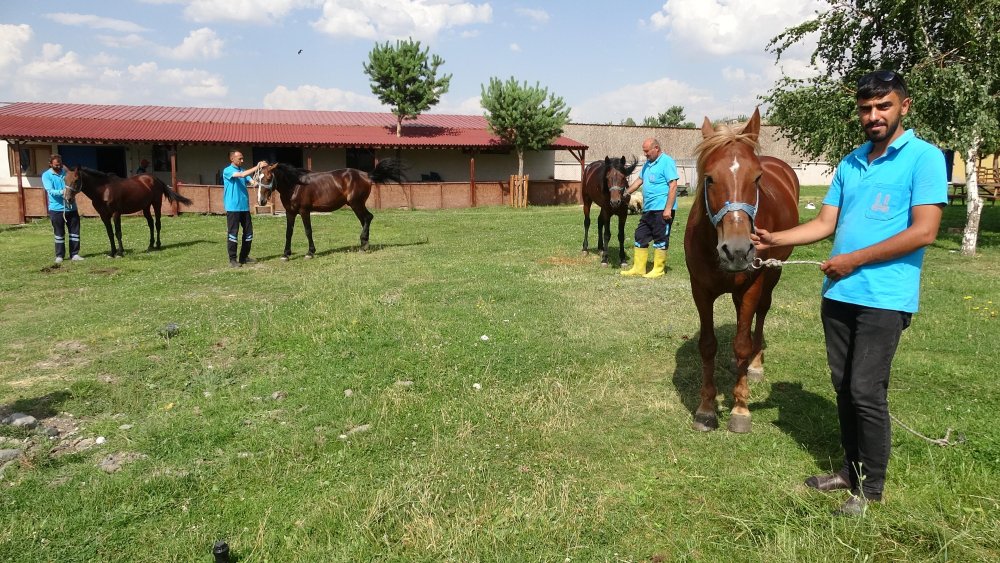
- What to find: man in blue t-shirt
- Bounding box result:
[222,150,267,267]
[752,71,946,515]
[621,138,679,278]
[41,154,84,264]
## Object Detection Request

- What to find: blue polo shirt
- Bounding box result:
[821,129,947,312]
[640,153,679,211]
[222,163,250,212]
[41,167,75,212]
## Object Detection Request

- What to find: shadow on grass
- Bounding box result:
[937,204,1000,249]
[0,390,73,421]
[673,323,842,469]
[258,238,430,261]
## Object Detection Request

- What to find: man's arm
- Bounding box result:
[820,204,943,280]
[624,177,643,197]
[41,171,62,196]
[663,179,677,220]
[752,204,840,249]
[231,161,267,179]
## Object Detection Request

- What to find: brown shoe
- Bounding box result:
[805,471,851,491]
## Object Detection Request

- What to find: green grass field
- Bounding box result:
[1,188,998,561]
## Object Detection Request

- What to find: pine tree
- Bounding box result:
[480,77,570,176]
[363,39,451,138]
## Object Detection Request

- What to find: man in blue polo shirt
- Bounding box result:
[752,70,946,515]
[41,154,84,264]
[621,137,679,278]
[222,150,267,268]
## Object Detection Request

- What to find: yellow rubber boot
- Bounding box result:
[620,247,649,276]
[643,249,668,278]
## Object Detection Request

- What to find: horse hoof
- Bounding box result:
[747,367,764,382]
[727,414,752,433]
[304,254,313,260]
[281,256,289,262]
[600,262,609,267]
[692,412,718,432]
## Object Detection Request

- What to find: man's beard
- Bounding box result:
[864,115,901,142]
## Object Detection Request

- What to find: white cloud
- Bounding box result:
[312,0,492,40]
[127,62,228,99]
[509,43,520,52]
[430,94,482,115]
[20,44,89,79]
[515,8,549,24]
[0,24,32,70]
[572,76,712,124]
[179,0,321,24]
[164,27,224,59]
[68,84,124,104]
[648,0,823,57]
[97,33,148,49]
[262,85,384,111]
[46,13,148,33]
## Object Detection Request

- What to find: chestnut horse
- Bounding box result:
[64,166,193,257]
[256,159,404,259]
[683,109,799,433]
[581,156,638,266]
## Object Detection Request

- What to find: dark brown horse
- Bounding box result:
[256,159,404,259]
[683,109,800,433]
[581,156,638,266]
[64,166,193,257]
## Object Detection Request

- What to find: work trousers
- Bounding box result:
[49,210,81,259]
[226,211,253,262]
[821,297,911,500]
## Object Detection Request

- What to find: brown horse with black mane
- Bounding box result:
[683,108,800,433]
[64,166,193,257]
[581,156,639,266]
[256,158,404,259]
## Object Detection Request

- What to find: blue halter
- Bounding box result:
[704,177,760,229]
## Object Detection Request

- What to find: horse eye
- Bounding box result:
[704,176,713,188]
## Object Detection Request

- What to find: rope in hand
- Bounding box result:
[752,257,964,447]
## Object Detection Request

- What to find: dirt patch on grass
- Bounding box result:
[31,340,90,374]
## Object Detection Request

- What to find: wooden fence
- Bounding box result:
[0,179,583,224]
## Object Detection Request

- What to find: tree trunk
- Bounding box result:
[396,116,403,138]
[517,148,524,177]
[960,141,982,256]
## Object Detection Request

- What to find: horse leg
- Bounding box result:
[282,213,295,261]
[693,287,720,431]
[301,212,316,258]
[101,215,116,258]
[153,201,163,249]
[142,208,155,252]
[113,214,125,257]
[353,205,373,252]
[597,212,609,266]
[617,210,628,267]
[581,200,591,255]
[727,286,763,433]
[748,272,781,382]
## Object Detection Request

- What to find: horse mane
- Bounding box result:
[272,163,310,186]
[694,123,760,174]
[80,166,114,179]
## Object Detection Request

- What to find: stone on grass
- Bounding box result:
[0,449,22,463]
[2,413,38,429]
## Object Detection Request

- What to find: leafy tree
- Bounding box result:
[641,105,696,128]
[621,117,637,126]
[765,0,1000,255]
[480,77,571,176]
[363,38,452,137]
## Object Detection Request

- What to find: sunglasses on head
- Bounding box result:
[858,70,898,88]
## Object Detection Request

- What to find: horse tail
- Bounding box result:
[370,158,406,185]
[156,178,193,206]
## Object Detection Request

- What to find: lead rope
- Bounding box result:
[751,256,963,447]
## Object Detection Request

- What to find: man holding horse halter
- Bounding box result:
[222,151,267,268]
[42,154,84,264]
[621,138,679,278]
[752,70,946,515]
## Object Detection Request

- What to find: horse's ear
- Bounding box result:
[701,117,715,139]
[741,108,761,140]
[604,156,611,166]
[267,163,278,171]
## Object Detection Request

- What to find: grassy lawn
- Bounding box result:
[1,188,998,561]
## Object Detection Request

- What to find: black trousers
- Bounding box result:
[226,211,253,262]
[49,210,81,258]
[633,211,673,249]
[821,297,911,500]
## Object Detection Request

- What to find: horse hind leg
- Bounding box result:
[354,205,373,252]
[101,216,117,258]
[692,289,720,432]
[113,214,125,257]
[300,212,316,258]
[142,208,155,252]
[153,201,163,249]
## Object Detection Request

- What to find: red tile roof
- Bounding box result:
[0,102,586,150]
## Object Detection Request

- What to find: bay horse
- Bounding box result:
[64,166,193,257]
[683,108,800,433]
[256,158,404,259]
[581,156,638,266]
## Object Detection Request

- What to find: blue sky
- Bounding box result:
[0,1,821,124]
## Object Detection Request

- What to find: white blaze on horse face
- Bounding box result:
[729,156,740,178]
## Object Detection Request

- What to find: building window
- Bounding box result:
[252,146,303,168]
[346,148,375,173]
[152,144,172,172]
[8,144,52,176]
